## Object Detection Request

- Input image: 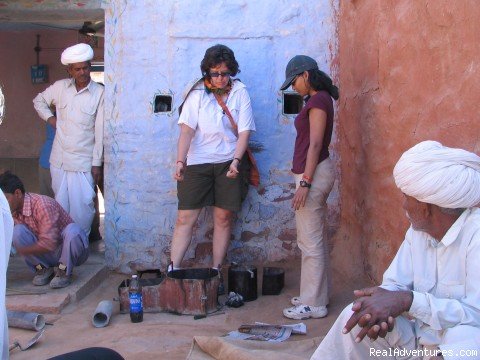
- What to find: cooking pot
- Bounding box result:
[228,265,257,302]
[262,267,285,295]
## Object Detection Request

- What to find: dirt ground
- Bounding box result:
[8,258,369,360]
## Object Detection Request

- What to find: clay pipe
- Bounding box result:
[7,310,46,331]
[92,300,113,328]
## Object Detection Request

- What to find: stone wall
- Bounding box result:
[103,0,339,272]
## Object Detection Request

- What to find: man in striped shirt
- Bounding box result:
[0,172,88,288]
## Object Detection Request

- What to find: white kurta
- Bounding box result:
[312,208,480,360]
[382,208,480,347]
[1,192,13,359]
[33,78,104,172]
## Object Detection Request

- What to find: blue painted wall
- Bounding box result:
[103,0,338,272]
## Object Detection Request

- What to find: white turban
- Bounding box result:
[61,43,94,65]
[393,141,480,208]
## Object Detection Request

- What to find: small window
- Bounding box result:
[282,91,303,115]
[153,94,173,114]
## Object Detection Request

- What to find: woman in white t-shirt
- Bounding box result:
[170,45,255,283]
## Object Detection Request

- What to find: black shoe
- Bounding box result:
[49,264,72,289]
[32,264,54,286]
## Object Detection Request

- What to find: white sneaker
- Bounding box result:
[283,305,328,320]
[291,296,302,306]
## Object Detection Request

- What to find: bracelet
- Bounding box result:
[176,160,185,166]
[233,157,242,163]
[302,175,312,182]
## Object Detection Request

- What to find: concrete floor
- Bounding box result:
[7,246,369,360]
[6,251,107,314]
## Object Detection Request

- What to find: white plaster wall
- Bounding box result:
[103,0,338,272]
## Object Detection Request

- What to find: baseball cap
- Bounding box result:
[280,55,319,90]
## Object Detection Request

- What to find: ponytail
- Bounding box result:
[307,69,339,100]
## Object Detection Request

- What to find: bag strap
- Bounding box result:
[178,78,203,116]
[213,93,239,138]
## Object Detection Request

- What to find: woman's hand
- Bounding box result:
[292,187,309,210]
[226,159,240,178]
[174,161,185,181]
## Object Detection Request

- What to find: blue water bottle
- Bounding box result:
[129,274,143,323]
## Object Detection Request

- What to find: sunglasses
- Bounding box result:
[210,71,231,78]
[292,73,303,85]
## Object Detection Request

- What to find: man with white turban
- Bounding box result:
[33,43,103,246]
[311,141,480,359]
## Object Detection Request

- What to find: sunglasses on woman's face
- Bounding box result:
[210,71,231,78]
[292,74,302,86]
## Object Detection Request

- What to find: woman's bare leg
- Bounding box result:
[170,209,202,268]
[212,207,234,268]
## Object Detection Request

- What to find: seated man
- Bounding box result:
[312,141,480,360]
[0,171,88,288]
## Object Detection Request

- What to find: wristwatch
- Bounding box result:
[299,180,311,188]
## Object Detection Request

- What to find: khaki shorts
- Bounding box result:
[177,161,242,212]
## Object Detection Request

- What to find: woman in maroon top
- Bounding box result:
[280,55,339,320]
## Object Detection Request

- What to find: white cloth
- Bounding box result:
[33,78,104,172]
[1,192,13,360]
[312,208,480,359]
[50,166,95,237]
[178,80,255,165]
[61,43,94,65]
[312,306,419,360]
[312,305,480,360]
[393,141,480,208]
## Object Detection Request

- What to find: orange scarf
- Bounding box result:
[204,77,232,96]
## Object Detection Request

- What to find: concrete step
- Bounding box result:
[6,251,107,314]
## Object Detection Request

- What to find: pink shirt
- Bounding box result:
[13,193,73,251]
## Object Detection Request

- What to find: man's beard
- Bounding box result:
[405,211,428,233]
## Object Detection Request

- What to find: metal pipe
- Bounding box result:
[7,310,45,331]
[92,300,113,328]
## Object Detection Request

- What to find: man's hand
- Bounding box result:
[353,287,396,339]
[91,166,102,186]
[292,187,309,210]
[47,116,57,129]
[343,287,412,343]
[356,315,395,341]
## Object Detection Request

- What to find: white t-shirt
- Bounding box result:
[178,80,255,165]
